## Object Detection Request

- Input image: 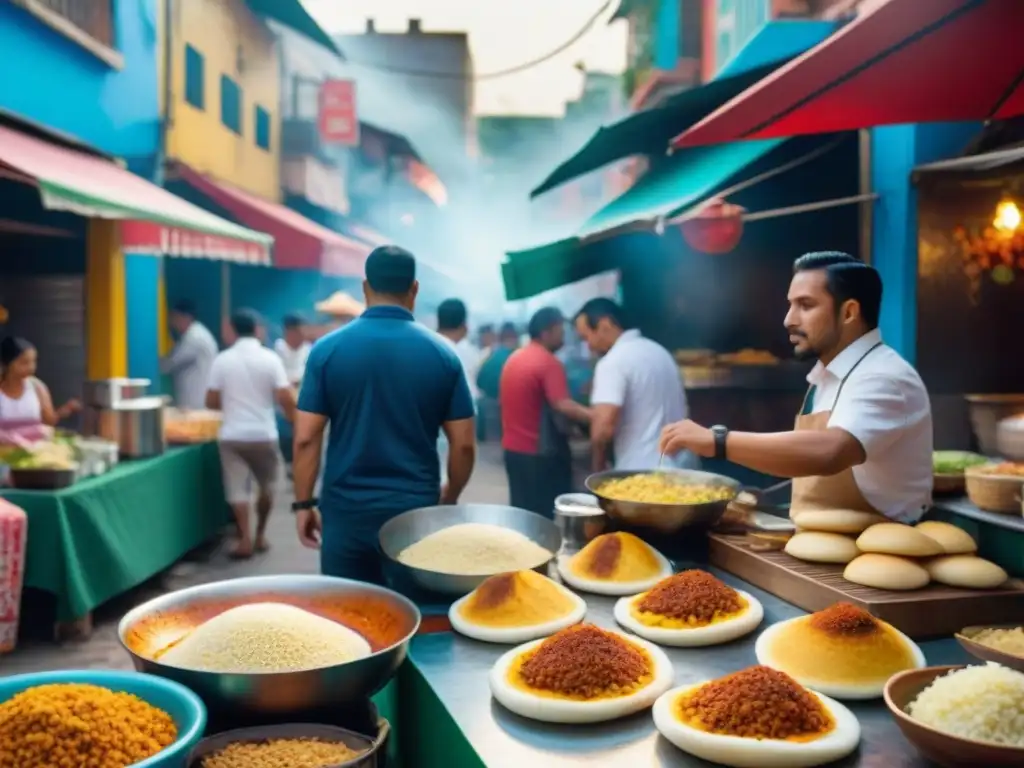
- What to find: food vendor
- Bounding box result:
[0,336,81,440]
[162,299,218,410]
[659,252,933,523]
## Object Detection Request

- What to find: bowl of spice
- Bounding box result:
[188,723,387,768]
[0,668,207,767]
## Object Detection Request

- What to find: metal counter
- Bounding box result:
[407,566,967,768]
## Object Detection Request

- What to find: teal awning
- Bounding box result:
[245,0,343,56]
[529,19,835,199]
[580,139,784,238]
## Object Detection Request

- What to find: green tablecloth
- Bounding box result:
[2,443,227,621]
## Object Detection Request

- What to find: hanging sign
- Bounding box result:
[318,79,360,146]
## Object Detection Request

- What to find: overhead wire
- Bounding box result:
[342,0,617,81]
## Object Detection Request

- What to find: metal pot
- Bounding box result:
[82,397,166,458]
[83,378,151,408]
[553,493,606,554]
[187,722,389,768]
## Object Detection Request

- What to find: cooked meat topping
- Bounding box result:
[637,570,742,622]
[808,602,879,637]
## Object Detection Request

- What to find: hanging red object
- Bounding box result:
[679,198,746,254]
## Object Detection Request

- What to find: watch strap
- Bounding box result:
[711,425,729,461]
[291,498,319,512]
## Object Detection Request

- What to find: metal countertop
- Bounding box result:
[407,565,967,768]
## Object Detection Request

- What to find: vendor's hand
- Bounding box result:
[296,507,322,549]
[659,419,715,458]
[59,398,82,417]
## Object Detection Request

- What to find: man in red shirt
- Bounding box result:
[499,307,591,516]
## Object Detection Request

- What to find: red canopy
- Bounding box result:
[674,0,1024,148]
[174,164,370,276]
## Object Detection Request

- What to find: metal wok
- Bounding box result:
[585,468,741,535]
[378,503,561,597]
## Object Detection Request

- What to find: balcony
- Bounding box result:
[13,0,120,66]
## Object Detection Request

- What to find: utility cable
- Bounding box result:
[343,0,616,81]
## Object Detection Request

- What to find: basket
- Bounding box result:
[964,466,1024,513]
[932,473,966,495]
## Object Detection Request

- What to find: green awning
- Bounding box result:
[245,0,343,56]
[530,19,837,199]
[580,139,784,237]
[504,139,787,300]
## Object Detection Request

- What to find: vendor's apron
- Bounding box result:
[790,343,883,516]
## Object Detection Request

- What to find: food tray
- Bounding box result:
[709,534,1024,639]
[187,722,387,768]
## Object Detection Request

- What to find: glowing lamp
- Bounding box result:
[994,199,1021,234]
[678,198,746,254]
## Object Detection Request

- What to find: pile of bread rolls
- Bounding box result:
[784,510,1009,591]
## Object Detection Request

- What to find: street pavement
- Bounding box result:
[0,442,513,675]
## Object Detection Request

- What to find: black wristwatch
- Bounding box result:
[291,498,318,513]
[710,425,729,461]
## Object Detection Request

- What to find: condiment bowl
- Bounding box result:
[585,468,740,535]
[187,722,388,768]
[955,623,1024,672]
[884,665,1024,767]
[378,503,561,596]
[118,575,420,717]
[0,669,206,767]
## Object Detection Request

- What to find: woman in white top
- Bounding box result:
[0,337,81,441]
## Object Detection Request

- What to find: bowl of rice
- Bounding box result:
[379,504,561,596]
[118,575,420,717]
[884,663,1024,767]
[956,624,1024,672]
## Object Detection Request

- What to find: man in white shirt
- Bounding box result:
[273,314,311,386]
[436,298,483,477]
[206,310,296,558]
[161,299,218,410]
[574,299,697,472]
[660,252,933,523]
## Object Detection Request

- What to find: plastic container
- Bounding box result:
[0,669,207,767]
[0,499,27,653]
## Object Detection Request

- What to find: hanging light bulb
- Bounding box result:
[993,198,1021,234]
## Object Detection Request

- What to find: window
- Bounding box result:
[37,0,114,48]
[184,46,204,109]
[255,106,271,150]
[220,75,242,135]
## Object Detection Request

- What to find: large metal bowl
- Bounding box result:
[117,575,420,716]
[378,504,561,597]
[585,468,741,534]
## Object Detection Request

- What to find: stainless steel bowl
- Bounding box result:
[378,504,561,597]
[585,468,741,534]
[554,493,607,554]
[117,575,420,716]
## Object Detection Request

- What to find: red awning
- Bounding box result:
[674,0,1024,148]
[173,164,370,276]
[0,124,272,263]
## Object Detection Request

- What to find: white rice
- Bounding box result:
[397,523,551,575]
[908,662,1024,746]
[161,602,372,674]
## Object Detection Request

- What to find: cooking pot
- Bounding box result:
[82,397,166,458]
[83,378,151,408]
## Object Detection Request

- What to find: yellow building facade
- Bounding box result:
[164,0,281,199]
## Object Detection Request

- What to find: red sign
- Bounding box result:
[318,79,359,146]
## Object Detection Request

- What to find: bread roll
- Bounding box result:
[844,554,930,591]
[784,531,860,564]
[855,523,944,557]
[790,509,887,534]
[925,555,1008,589]
[914,521,977,555]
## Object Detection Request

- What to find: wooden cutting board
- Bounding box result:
[709,533,1024,639]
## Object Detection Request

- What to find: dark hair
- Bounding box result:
[499,321,518,339]
[282,313,305,330]
[793,251,882,329]
[437,298,467,331]
[170,299,196,317]
[365,245,416,295]
[575,298,629,330]
[0,336,33,368]
[478,324,495,336]
[528,307,564,340]
[231,309,261,337]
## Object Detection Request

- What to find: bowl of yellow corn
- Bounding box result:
[585,468,740,534]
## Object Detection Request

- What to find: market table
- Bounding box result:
[2,443,227,624]
[399,565,970,768]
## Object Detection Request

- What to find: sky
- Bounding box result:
[305,0,628,116]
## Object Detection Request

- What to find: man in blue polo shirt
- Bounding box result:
[292,245,477,583]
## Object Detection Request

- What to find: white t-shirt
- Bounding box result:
[591,330,697,470]
[273,338,311,385]
[807,328,933,522]
[207,337,290,442]
[163,321,219,410]
[440,334,484,401]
